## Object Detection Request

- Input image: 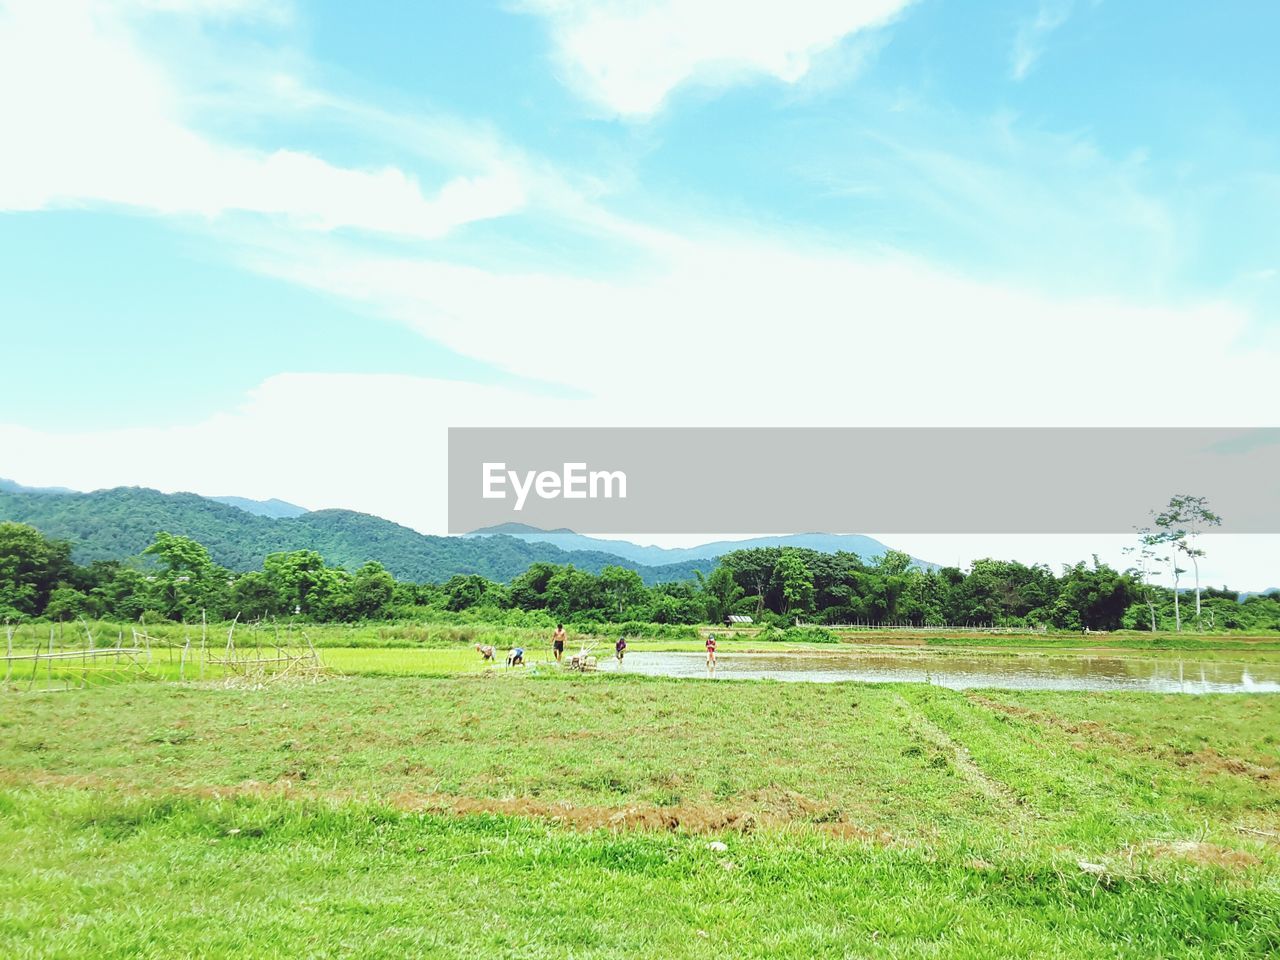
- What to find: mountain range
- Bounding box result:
[0,485,711,584]
[0,481,930,585]
[467,523,915,566]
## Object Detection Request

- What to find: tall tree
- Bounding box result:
[1127,526,1166,632]
[721,548,780,616]
[0,522,73,619]
[263,549,339,616]
[1153,495,1222,630]
[697,566,744,623]
[598,565,645,617]
[143,532,213,575]
[774,549,814,617]
[345,561,396,619]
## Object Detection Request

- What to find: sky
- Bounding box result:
[1,0,1277,587]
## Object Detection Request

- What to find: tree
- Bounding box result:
[1053,558,1136,631]
[598,566,645,617]
[142,532,223,621]
[510,562,558,610]
[44,586,94,621]
[721,548,781,616]
[544,566,600,620]
[0,522,74,619]
[345,562,395,619]
[698,565,743,623]
[1126,526,1165,631]
[867,550,917,623]
[263,550,340,616]
[442,574,496,612]
[231,571,278,619]
[143,532,212,575]
[1153,495,1221,630]
[774,549,814,617]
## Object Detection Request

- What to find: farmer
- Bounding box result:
[552,623,567,662]
[507,646,525,667]
[615,634,627,662]
[475,643,495,661]
[705,632,717,671]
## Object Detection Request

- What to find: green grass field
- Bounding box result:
[2,649,1279,958]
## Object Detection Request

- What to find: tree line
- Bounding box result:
[2,521,1276,632]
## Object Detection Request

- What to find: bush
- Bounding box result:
[780,626,840,644]
[570,621,699,640]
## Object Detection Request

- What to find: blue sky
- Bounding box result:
[0,0,1277,583]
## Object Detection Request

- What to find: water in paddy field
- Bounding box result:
[612,652,1280,694]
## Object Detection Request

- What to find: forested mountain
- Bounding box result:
[0,487,707,584]
[469,524,933,568]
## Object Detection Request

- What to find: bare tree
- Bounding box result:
[1154,495,1222,631]
[1127,526,1165,632]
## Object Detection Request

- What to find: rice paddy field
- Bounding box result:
[2,624,1279,957]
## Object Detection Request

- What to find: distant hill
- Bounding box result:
[1240,588,1280,601]
[0,477,77,495]
[0,487,707,585]
[210,496,309,519]
[1,480,310,520]
[470,524,935,568]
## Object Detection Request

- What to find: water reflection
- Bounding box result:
[614,652,1280,693]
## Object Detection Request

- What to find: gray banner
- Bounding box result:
[448,428,1280,534]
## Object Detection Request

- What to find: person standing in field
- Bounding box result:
[615,634,627,663]
[552,623,567,662]
[475,643,495,661]
[705,632,717,673]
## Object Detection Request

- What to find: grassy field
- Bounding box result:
[2,663,1279,958]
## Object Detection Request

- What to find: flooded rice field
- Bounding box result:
[611,650,1280,693]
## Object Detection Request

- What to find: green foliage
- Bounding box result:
[781,626,840,644]
[754,625,840,643]
[0,487,707,584]
[774,548,815,614]
[42,586,93,622]
[0,510,1275,634]
[697,565,743,623]
[0,520,73,618]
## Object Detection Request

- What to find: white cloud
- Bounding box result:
[0,0,524,236]
[522,0,914,117]
[807,115,1185,294]
[0,373,584,536]
[1011,0,1074,81]
[242,218,1279,428]
[3,1,1276,587]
